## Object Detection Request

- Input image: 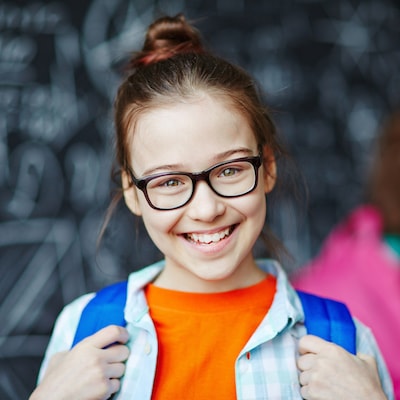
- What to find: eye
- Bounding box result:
[218,165,242,178]
[221,167,237,177]
[160,178,182,187]
[147,174,188,191]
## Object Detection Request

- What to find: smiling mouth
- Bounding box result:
[185,225,236,244]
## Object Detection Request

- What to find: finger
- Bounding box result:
[298,370,311,386]
[297,353,315,371]
[300,383,311,400]
[108,378,122,397]
[106,361,127,379]
[298,334,332,355]
[80,325,129,349]
[104,343,130,363]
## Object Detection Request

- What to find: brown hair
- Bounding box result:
[368,110,400,234]
[101,14,291,258]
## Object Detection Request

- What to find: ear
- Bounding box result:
[121,170,143,216]
[262,146,277,194]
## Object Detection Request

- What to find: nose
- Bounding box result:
[185,180,226,221]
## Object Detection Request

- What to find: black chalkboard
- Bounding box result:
[1,0,399,398]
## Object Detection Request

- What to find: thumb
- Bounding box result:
[78,325,129,349]
[298,334,330,355]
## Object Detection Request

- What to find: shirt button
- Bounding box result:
[144,342,152,355]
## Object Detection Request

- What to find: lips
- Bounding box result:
[185,226,235,244]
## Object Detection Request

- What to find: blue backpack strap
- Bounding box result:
[71,281,128,348]
[297,290,356,354]
[70,282,357,355]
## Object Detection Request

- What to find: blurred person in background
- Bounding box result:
[292,109,400,399]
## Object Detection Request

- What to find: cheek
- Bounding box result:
[247,192,267,239]
[245,187,267,216]
[233,188,267,225]
[140,206,181,241]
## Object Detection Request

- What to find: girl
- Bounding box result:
[30,14,393,400]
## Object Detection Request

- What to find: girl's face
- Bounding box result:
[123,94,276,292]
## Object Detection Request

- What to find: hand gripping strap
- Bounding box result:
[71,281,128,348]
[297,290,356,354]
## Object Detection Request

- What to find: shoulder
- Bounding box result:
[37,292,95,382]
[324,205,383,246]
[57,293,96,330]
[51,293,96,347]
[354,318,384,357]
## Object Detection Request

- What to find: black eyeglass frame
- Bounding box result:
[127,153,263,211]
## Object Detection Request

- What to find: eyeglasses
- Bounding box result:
[128,154,262,210]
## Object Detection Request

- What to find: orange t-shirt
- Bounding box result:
[144,274,277,400]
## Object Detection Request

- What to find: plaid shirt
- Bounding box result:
[39,259,394,399]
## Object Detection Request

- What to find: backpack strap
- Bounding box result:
[71,282,356,355]
[297,290,356,354]
[71,281,128,348]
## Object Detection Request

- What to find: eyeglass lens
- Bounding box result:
[145,159,258,210]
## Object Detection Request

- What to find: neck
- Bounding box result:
[153,259,267,293]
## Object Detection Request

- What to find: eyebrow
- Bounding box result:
[140,147,256,177]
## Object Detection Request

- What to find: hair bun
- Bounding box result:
[130,14,204,67]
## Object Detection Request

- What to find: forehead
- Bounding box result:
[129,94,258,173]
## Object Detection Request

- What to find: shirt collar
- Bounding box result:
[239,259,303,352]
[125,260,164,324]
[124,258,303,331]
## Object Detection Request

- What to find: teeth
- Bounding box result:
[187,227,231,244]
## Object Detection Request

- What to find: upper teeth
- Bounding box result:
[188,227,231,244]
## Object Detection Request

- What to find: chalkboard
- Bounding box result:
[1,0,399,398]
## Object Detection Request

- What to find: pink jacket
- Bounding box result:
[292,205,400,399]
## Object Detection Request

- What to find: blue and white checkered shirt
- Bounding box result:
[38,259,394,399]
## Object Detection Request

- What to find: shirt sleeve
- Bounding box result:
[354,318,395,400]
[37,293,95,383]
